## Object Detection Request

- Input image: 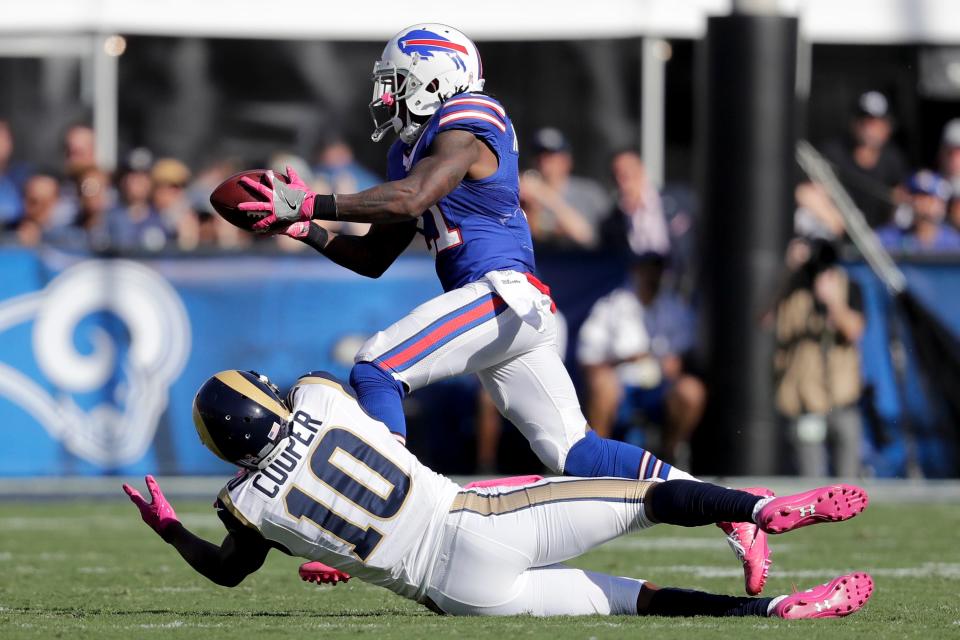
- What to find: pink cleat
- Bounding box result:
[299,562,350,585]
[773,572,874,619]
[757,484,868,534]
[717,487,774,595]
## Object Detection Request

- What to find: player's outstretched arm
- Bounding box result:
[123,476,270,587]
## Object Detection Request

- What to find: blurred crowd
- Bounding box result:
[0,89,955,477]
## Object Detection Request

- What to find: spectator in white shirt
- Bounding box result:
[577,252,705,466]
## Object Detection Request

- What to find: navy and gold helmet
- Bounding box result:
[192,370,292,470]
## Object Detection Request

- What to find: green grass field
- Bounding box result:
[1,498,958,639]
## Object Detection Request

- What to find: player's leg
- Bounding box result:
[477,343,696,480]
[431,562,872,618]
[475,341,781,596]
[638,572,874,619]
[350,279,518,441]
[429,477,870,616]
[429,562,645,616]
[427,476,654,613]
[444,477,777,570]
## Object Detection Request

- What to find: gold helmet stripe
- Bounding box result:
[192,399,227,461]
[214,370,290,420]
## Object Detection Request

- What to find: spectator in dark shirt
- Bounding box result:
[877,170,960,253]
[150,158,198,250]
[600,150,670,256]
[939,118,960,196]
[107,150,175,251]
[47,167,114,250]
[0,120,28,226]
[11,173,60,246]
[52,124,100,226]
[822,91,908,228]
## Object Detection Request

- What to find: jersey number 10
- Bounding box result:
[284,428,411,561]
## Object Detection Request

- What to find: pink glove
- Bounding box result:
[238,166,316,233]
[299,561,351,585]
[122,475,180,538]
[464,475,544,489]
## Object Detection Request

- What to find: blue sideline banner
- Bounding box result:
[1,246,958,476]
[0,247,443,476]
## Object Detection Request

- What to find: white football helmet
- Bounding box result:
[370,23,485,144]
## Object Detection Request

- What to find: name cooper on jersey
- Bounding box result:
[240,411,321,499]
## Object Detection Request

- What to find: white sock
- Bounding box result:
[751,496,775,523]
[767,595,788,616]
[665,466,699,482]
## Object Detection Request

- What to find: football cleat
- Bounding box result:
[757,484,868,534]
[773,572,874,619]
[717,487,774,595]
[299,561,351,585]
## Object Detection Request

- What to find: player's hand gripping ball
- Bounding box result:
[209,167,314,233]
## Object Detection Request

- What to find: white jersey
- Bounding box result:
[216,373,460,602]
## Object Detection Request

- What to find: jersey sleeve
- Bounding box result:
[214,486,292,555]
[215,487,260,536]
[436,94,509,159]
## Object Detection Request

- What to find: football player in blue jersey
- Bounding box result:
[237,23,769,595]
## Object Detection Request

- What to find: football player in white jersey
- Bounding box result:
[124,369,873,619]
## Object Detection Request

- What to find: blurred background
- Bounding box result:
[1,0,959,480]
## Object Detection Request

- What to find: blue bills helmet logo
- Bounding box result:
[398,29,468,70]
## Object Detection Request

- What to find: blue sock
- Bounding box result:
[647,480,763,526]
[564,430,676,480]
[645,588,774,617]
[349,362,408,439]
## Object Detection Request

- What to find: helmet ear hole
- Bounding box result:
[425,79,440,93]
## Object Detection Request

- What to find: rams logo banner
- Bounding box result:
[0,249,443,475]
[0,258,190,469]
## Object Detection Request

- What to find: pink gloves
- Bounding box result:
[239,166,316,233]
[123,475,180,538]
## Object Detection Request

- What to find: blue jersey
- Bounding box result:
[387,93,536,292]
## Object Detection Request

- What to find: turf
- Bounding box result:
[0,498,958,639]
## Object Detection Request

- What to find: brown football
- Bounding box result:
[209,169,288,230]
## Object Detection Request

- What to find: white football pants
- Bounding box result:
[425,476,655,616]
[356,271,587,472]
